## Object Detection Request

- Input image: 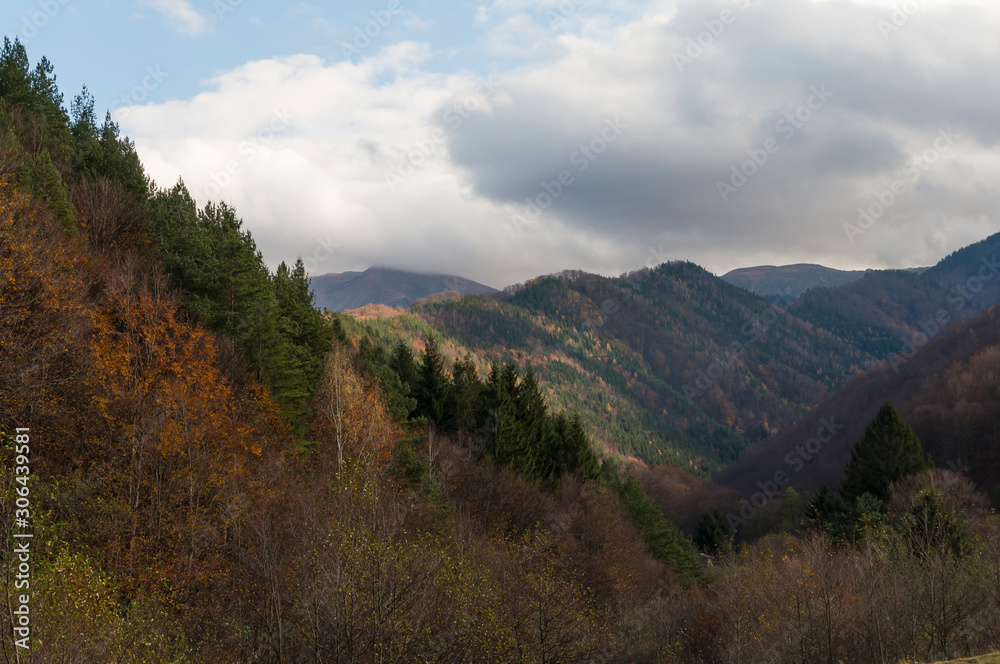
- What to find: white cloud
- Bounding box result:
[119,0,1000,286]
[138,0,210,36]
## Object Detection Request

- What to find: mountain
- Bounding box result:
[338,262,877,475]
[713,304,1000,503]
[722,263,867,302]
[788,231,1000,359]
[310,266,497,311]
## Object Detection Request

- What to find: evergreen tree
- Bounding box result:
[415,334,453,426]
[805,484,853,539]
[356,336,416,422]
[389,340,419,401]
[841,401,933,502]
[483,361,523,467]
[694,510,732,556]
[617,475,702,583]
[550,412,600,481]
[512,366,555,480]
[18,148,76,235]
[449,355,483,440]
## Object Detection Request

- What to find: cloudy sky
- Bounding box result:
[5,0,999,288]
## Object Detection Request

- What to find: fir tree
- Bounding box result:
[694,510,732,556]
[416,334,453,426]
[841,401,933,502]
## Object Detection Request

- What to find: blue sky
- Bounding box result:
[4,0,1000,288]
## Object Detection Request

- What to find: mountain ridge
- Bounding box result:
[310,266,497,311]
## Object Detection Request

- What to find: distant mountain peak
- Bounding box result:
[310,266,497,311]
[721,263,867,301]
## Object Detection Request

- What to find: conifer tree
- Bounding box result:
[389,340,419,401]
[550,412,600,481]
[449,355,483,440]
[694,510,732,556]
[617,476,702,583]
[841,401,933,502]
[513,366,555,480]
[416,334,453,426]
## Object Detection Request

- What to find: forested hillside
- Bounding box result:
[0,37,709,661]
[5,37,1000,664]
[787,233,1000,359]
[340,263,876,476]
[714,304,1000,503]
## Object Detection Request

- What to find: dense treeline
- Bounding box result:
[148,182,334,429]
[402,262,875,475]
[675,406,1000,662]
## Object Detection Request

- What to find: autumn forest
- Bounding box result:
[3,37,1000,664]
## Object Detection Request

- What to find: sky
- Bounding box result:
[4,0,999,288]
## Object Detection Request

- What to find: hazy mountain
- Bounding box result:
[721,263,867,301]
[310,266,497,311]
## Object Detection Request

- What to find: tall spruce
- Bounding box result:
[416,334,453,426]
[841,401,933,502]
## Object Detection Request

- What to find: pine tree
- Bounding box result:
[483,361,522,467]
[841,401,933,502]
[449,355,483,441]
[513,366,555,480]
[551,412,600,481]
[416,334,453,426]
[694,510,732,555]
[617,476,702,583]
[389,340,419,401]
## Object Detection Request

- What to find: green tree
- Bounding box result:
[841,401,933,502]
[694,509,732,556]
[550,412,600,482]
[18,148,76,235]
[616,475,702,583]
[357,336,416,422]
[415,334,454,426]
[449,355,483,441]
[389,340,419,403]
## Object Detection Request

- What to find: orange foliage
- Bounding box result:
[317,344,399,476]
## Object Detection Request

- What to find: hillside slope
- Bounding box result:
[341,263,876,475]
[788,232,1000,358]
[713,305,1000,501]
